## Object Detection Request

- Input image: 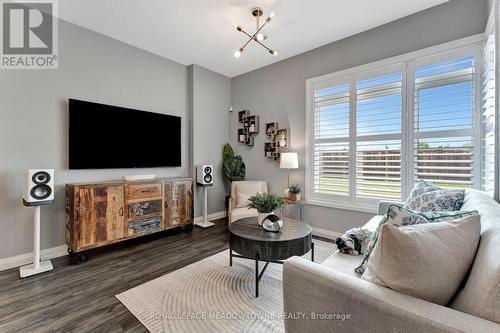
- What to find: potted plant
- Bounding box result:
[288,183,302,201]
[247,193,286,226]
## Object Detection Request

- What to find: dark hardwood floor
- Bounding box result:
[0,219,230,333]
[0,219,332,333]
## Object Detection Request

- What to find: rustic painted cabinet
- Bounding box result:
[65,177,194,256]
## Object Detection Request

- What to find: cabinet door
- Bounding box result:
[77,186,125,248]
[170,180,193,226]
[163,182,172,228]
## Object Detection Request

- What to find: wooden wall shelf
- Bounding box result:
[238,110,259,146]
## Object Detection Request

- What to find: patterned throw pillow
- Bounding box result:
[354,205,478,275]
[404,180,465,212]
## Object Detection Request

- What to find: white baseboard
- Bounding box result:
[312,227,341,240]
[194,210,226,223]
[0,245,67,272]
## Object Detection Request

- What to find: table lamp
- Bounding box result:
[280,152,299,188]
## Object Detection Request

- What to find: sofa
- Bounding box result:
[283,190,500,332]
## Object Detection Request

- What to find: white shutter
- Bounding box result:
[312,83,350,197]
[482,34,496,196]
[414,56,476,188]
[356,72,403,201]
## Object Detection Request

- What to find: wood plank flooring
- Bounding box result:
[0,219,332,333]
[0,219,230,333]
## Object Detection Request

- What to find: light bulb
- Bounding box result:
[270,12,275,18]
[256,33,264,42]
[270,50,278,57]
[234,50,241,58]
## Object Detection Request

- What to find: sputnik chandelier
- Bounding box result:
[234,7,277,58]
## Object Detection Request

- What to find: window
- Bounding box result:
[413,56,477,189]
[306,42,483,211]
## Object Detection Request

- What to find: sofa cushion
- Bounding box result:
[355,205,478,275]
[450,190,500,324]
[322,251,363,278]
[231,207,258,222]
[362,215,480,305]
[404,180,465,212]
[236,192,252,208]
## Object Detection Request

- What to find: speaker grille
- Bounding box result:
[32,171,51,185]
[204,174,213,183]
[31,185,52,200]
[204,166,212,174]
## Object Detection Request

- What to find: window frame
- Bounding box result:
[305,35,484,213]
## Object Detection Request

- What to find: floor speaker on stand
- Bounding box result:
[20,169,55,278]
[195,165,214,228]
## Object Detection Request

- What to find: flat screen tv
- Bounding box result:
[69,99,181,169]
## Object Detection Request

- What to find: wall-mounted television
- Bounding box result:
[69,99,181,169]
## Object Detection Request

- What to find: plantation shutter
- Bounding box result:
[356,72,403,201]
[482,34,496,197]
[413,56,476,188]
[312,83,350,197]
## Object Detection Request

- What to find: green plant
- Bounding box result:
[223,143,246,182]
[247,193,285,213]
[289,183,302,195]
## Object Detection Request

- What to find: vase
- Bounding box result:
[289,193,301,201]
[258,212,274,226]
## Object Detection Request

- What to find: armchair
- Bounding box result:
[227,181,268,224]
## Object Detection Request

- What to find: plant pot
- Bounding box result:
[258,212,274,226]
[288,193,301,201]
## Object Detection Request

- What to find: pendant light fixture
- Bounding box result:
[234,8,277,58]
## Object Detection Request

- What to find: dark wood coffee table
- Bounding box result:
[229,217,313,297]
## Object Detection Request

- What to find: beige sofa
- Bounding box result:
[283,190,500,332]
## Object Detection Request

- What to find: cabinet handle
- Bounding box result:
[119,207,124,216]
[140,189,152,193]
[165,201,169,208]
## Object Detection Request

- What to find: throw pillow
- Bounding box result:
[335,228,373,256]
[236,192,252,208]
[354,205,478,275]
[404,180,465,212]
[361,215,481,305]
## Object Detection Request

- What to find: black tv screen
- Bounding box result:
[69,99,181,169]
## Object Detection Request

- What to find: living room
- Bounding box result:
[0,0,499,332]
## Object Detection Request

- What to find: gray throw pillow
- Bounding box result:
[404,180,465,212]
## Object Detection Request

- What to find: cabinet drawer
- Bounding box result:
[126,183,162,200]
[128,216,161,234]
[128,199,162,219]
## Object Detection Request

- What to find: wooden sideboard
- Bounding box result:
[65,177,193,261]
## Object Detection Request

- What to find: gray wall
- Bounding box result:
[189,65,231,217]
[230,0,488,233]
[0,20,190,259]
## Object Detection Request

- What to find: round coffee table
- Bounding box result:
[229,217,314,297]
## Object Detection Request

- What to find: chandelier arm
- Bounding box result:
[239,29,273,52]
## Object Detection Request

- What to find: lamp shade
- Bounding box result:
[280,152,299,169]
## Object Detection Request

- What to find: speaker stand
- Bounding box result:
[195,186,214,228]
[20,206,53,278]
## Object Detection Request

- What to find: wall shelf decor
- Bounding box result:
[238,110,259,146]
[264,122,289,161]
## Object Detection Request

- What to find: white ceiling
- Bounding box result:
[58,0,449,77]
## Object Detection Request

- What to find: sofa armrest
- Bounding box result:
[377,200,404,215]
[283,257,500,333]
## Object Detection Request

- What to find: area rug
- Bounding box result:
[116,239,336,333]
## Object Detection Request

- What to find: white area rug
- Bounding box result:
[116,239,336,333]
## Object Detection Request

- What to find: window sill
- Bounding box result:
[305,199,378,214]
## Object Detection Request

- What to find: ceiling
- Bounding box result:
[58,0,449,77]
